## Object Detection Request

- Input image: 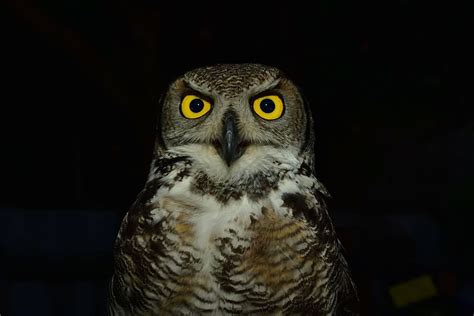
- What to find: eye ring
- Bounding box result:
[252,95,284,120]
[180,95,212,119]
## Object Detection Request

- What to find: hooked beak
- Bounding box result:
[217,111,245,166]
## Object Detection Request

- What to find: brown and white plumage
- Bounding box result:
[109,64,359,315]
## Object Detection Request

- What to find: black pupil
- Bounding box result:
[189,98,204,113]
[260,99,275,113]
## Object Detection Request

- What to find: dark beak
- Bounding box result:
[219,111,244,166]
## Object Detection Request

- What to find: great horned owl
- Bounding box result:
[108,64,358,315]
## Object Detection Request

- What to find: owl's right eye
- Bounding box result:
[180,95,212,119]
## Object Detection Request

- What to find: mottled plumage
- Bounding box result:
[109,64,359,315]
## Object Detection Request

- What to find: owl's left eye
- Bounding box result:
[180,95,212,119]
[252,95,284,120]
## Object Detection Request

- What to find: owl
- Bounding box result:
[108,64,359,315]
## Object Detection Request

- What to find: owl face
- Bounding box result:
[159,64,309,168]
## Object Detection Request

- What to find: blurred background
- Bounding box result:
[1,0,472,315]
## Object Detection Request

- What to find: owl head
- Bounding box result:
[156,64,315,176]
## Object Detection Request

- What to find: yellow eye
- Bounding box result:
[180,95,212,119]
[252,95,284,120]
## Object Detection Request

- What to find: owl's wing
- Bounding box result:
[108,177,170,316]
[335,255,360,316]
[109,154,196,315]
[283,184,359,315]
[314,188,359,316]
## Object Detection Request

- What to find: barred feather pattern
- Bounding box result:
[109,145,358,315]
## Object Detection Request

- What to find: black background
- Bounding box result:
[1,0,472,315]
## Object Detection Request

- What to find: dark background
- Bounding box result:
[1,0,472,315]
